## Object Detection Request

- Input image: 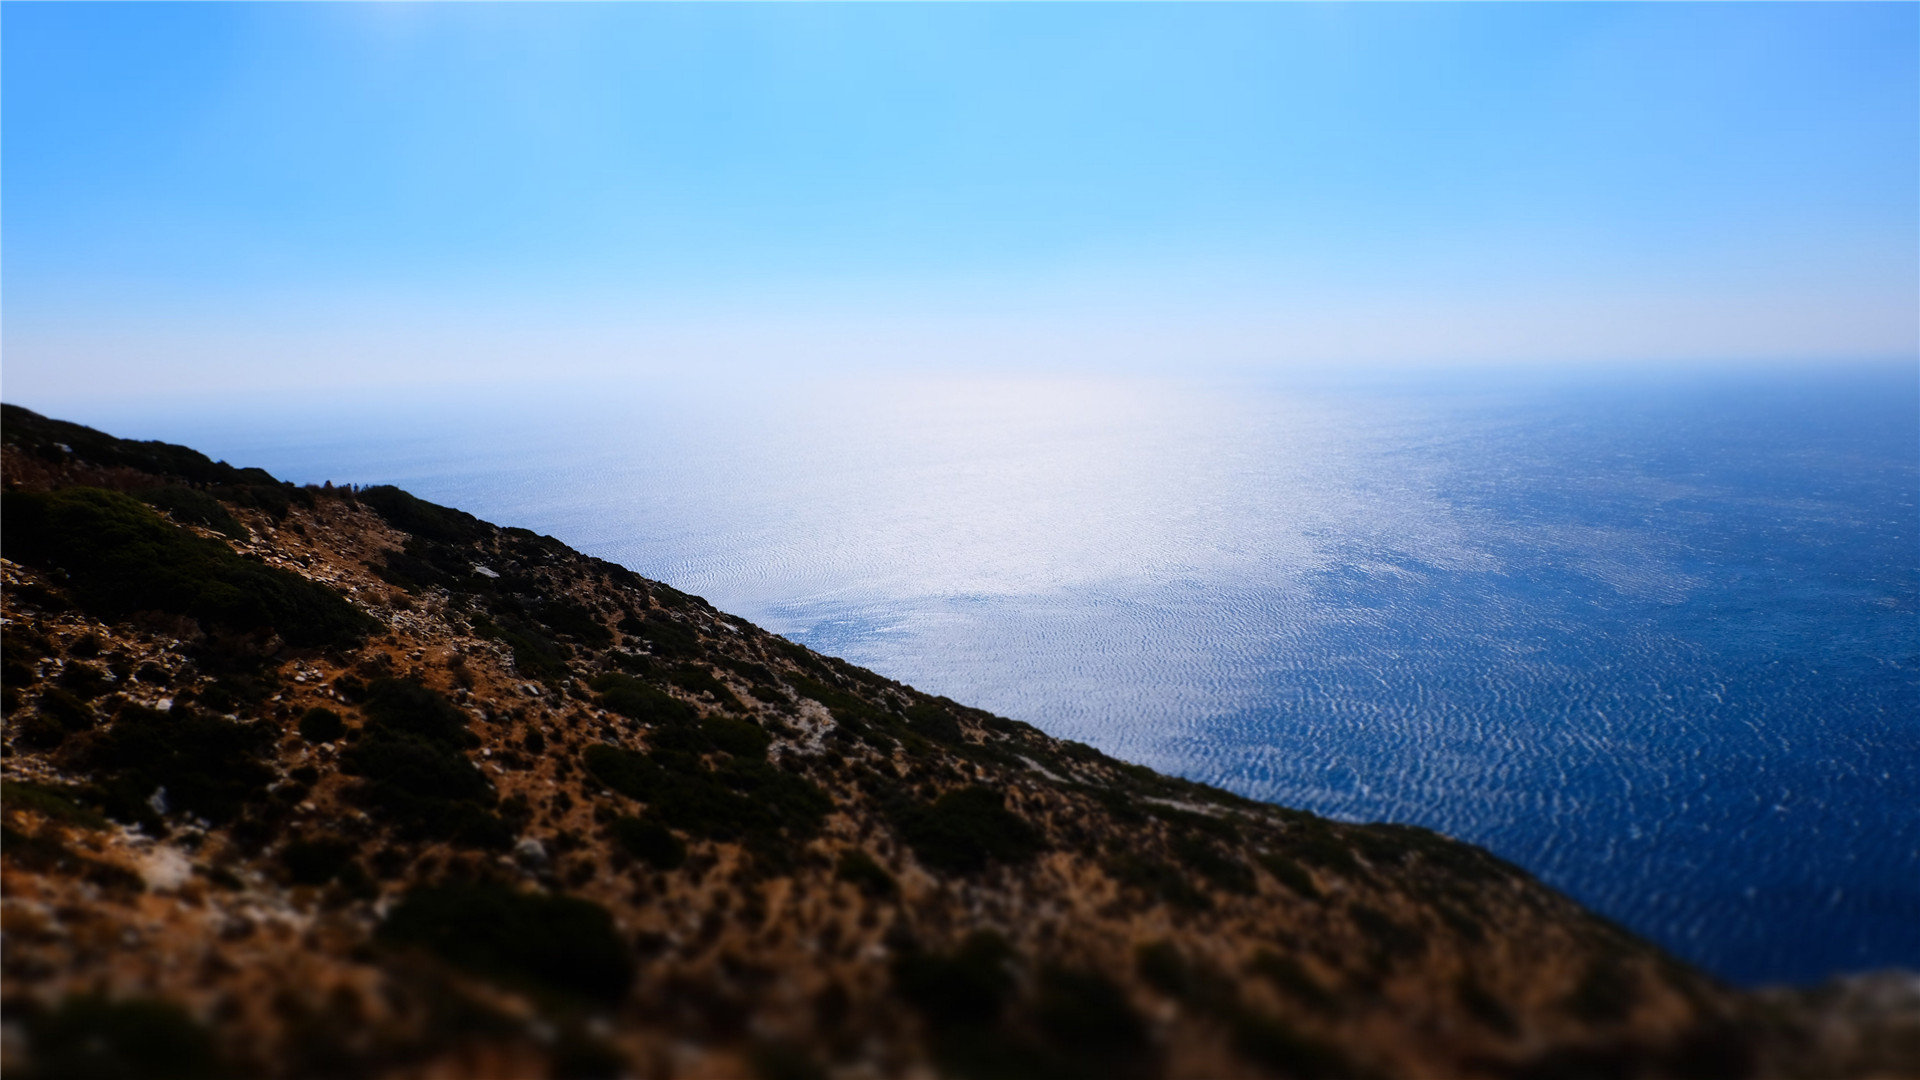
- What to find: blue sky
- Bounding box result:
[4,3,1915,403]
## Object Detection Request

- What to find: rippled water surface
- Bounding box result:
[89,364,1919,984]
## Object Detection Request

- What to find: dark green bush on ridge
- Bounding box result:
[582,742,830,857]
[470,612,572,681]
[72,704,275,827]
[617,610,700,658]
[136,485,249,539]
[361,677,474,747]
[280,836,371,893]
[1170,835,1256,895]
[0,780,110,830]
[1105,851,1210,911]
[1032,965,1152,1072]
[894,786,1044,875]
[835,849,898,898]
[610,815,685,869]
[2,403,261,490]
[377,882,633,1005]
[19,993,230,1080]
[893,931,1016,1029]
[338,678,507,848]
[0,487,375,649]
[701,714,771,758]
[589,672,697,726]
[355,484,491,545]
[297,706,347,744]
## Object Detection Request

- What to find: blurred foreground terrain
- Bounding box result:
[1,404,1914,1080]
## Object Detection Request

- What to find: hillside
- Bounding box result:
[0,403,1909,1080]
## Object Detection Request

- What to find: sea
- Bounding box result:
[56,360,1919,987]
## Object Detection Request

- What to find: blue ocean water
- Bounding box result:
[65,362,1918,985]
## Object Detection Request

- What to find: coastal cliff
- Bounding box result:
[0,404,1908,1079]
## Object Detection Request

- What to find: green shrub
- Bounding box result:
[1280,823,1362,878]
[835,849,897,898]
[588,673,697,726]
[616,611,699,658]
[894,786,1043,875]
[12,713,71,750]
[21,993,228,1080]
[1248,951,1340,1015]
[38,687,97,734]
[340,735,507,848]
[1,780,109,830]
[355,485,490,544]
[1033,965,1151,1066]
[1229,1010,1355,1080]
[1351,822,1520,884]
[549,1030,628,1080]
[475,614,571,681]
[280,836,369,891]
[583,744,653,801]
[789,675,893,733]
[1105,852,1209,911]
[667,664,745,709]
[377,883,633,1005]
[1456,974,1517,1036]
[701,715,771,759]
[136,485,248,539]
[338,678,505,848]
[893,931,1015,1029]
[582,743,829,857]
[297,707,347,744]
[1256,852,1323,900]
[0,487,375,649]
[1170,835,1255,895]
[74,704,274,826]
[1135,941,1235,1016]
[1564,958,1636,1023]
[749,1042,827,1080]
[361,677,472,746]
[535,599,613,648]
[56,662,114,700]
[1,404,257,488]
[1349,904,1425,965]
[610,815,685,869]
[903,701,965,744]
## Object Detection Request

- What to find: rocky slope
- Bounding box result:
[0,404,1907,1080]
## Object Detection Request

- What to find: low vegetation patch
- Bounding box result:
[0,487,375,649]
[297,706,347,744]
[588,673,697,725]
[1248,950,1340,1016]
[1,779,110,830]
[617,610,700,658]
[338,678,508,848]
[136,485,248,540]
[377,882,634,1005]
[893,786,1044,875]
[1170,835,1256,895]
[893,931,1016,1030]
[610,815,686,870]
[835,849,898,898]
[19,994,229,1080]
[70,703,275,828]
[1256,851,1323,900]
[356,484,490,544]
[1105,851,1210,911]
[280,836,374,895]
[583,740,829,859]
